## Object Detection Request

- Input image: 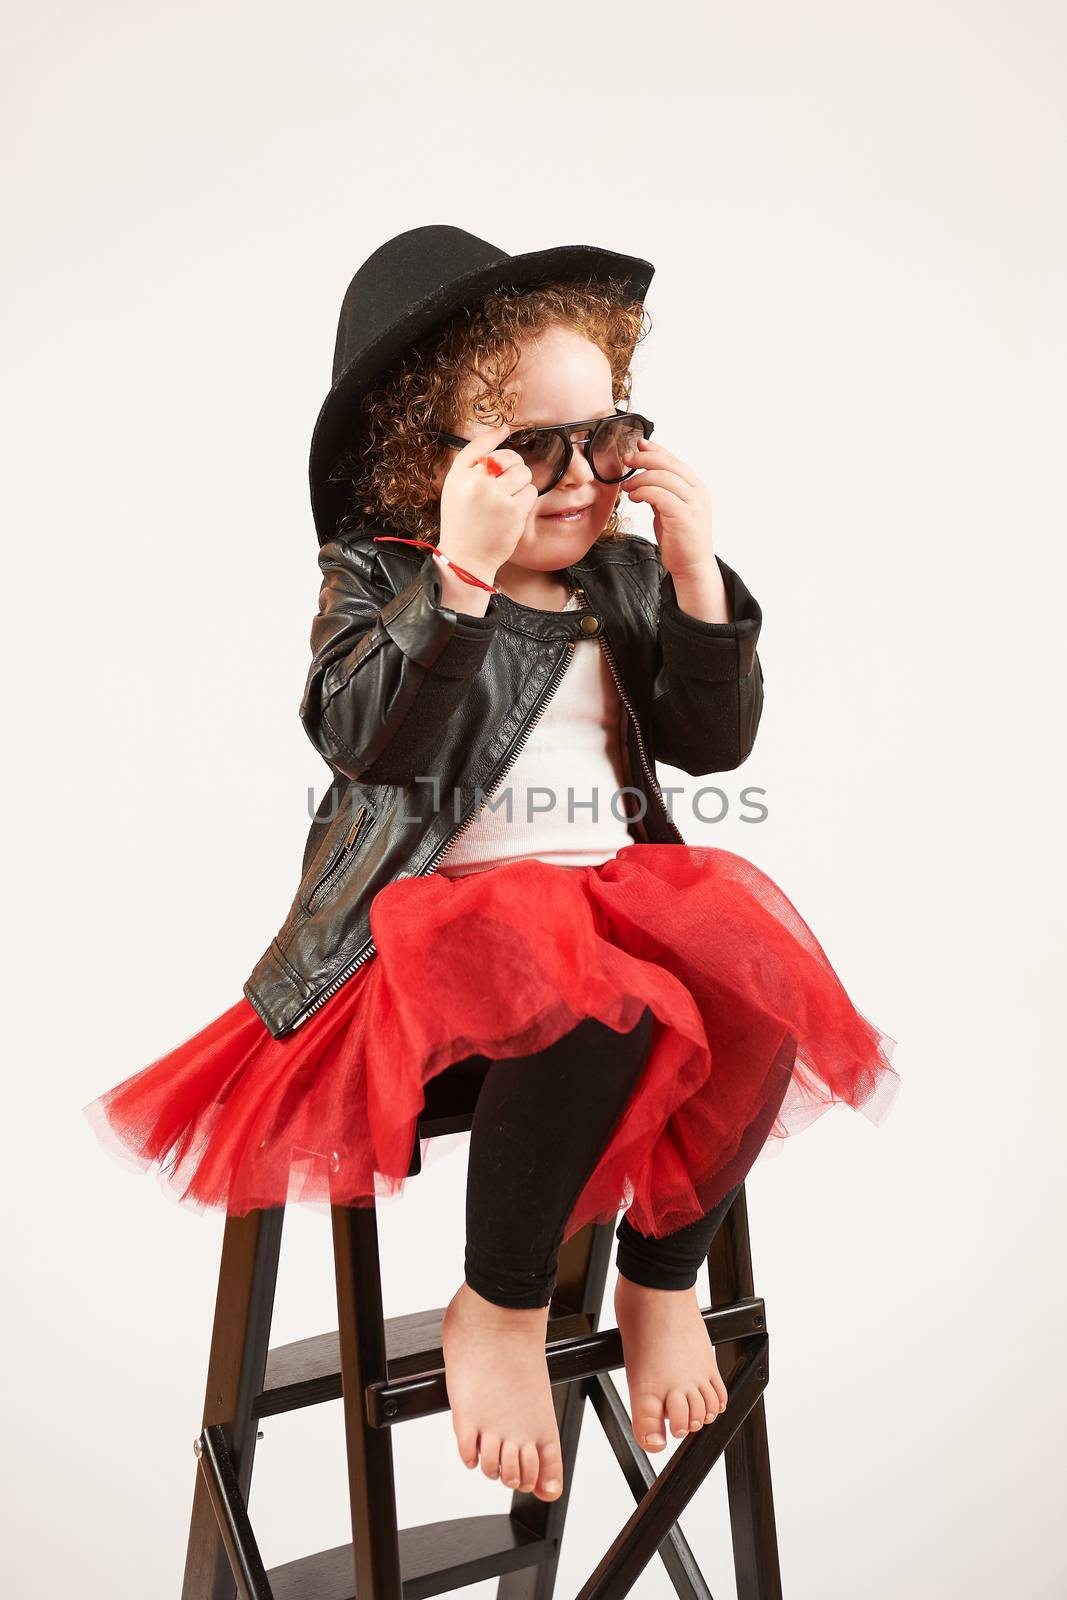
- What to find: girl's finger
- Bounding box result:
[624,484,686,509]
[461,422,514,469]
[623,468,697,500]
[481,448,534,491]
[626,441,701,487]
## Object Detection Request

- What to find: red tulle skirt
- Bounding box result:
[83,843,900,1242]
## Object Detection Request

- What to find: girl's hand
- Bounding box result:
[438,423,539,581]
[620,439,716,580]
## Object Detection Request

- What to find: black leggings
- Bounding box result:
[448,1006,797,1311]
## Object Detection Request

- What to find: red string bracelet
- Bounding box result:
[372,535,500,594]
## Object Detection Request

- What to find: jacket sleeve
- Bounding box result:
[299,535,500,784]
[650,552,764,776]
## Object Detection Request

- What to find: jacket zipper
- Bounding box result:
[595,628,686,846]
[285,626,580,1033]
[419,634,578,877]
[305,803,369,912]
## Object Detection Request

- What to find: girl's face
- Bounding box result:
[432,324,622,574]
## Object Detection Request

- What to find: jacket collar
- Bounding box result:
[375,531,650,643]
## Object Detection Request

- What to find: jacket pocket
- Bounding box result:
[301,802,373,913]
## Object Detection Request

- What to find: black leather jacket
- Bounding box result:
[243,528,765,1038]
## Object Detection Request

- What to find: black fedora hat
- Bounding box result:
[309,223,655,544]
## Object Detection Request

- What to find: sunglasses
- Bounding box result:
[431,409,654,496]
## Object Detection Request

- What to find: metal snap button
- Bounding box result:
[580,614,601,634]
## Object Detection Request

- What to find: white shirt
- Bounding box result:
[436,591,636,877]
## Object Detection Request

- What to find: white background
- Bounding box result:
[2,2,1064,1595]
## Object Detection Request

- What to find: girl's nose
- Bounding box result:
[561,439,595,485]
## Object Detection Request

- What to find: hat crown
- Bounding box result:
[332,225,511,383]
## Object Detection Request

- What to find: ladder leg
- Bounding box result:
[182,1207,285,1600]
[332,1202,404,1599]
[708,1184,783,1600]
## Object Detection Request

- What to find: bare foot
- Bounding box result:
[440,1281,565,1501]
[613,1274,729,1453]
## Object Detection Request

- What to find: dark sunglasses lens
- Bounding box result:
[507,430,567,489]
[591,415,646,481]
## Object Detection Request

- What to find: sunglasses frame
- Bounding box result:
[430,408,655,496]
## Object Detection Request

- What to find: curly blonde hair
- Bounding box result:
[327,276,651,545]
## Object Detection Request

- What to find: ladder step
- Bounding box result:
[265,1514,555,1599]
[256,1304,594,1416]
[256,1299,766,1424]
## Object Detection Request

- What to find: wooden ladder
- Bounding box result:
[181,1063,783,1599]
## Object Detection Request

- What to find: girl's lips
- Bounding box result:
[541,504,592,521]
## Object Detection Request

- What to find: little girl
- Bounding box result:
[84,224,900,1506]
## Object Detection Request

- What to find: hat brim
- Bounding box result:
[309,241,654,545]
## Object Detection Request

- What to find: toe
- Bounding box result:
[685,1388,707,1430]
[500,1441,522,1489]
[455,1425,480,1468]
[634,1395,667,1452]
[479,1432,502,1480]
[536,1440,565,1499]
[698,1380,721,1421]
[518,1442,540,1492]
[665,1389,691,1439]
[708,1365,729,1410]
